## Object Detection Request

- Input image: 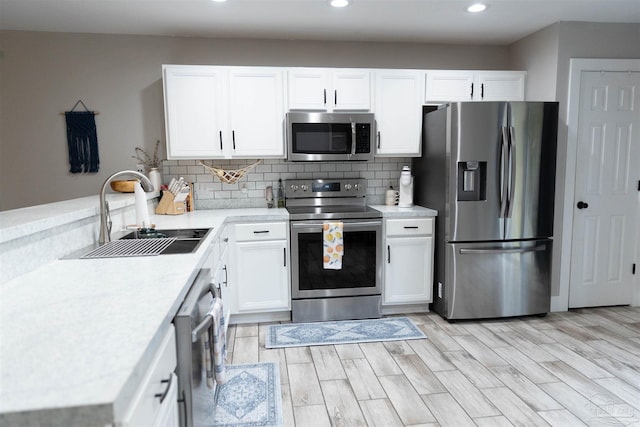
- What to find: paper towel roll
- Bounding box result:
[134,181,151,227]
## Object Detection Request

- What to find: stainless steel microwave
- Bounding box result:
[286,112,375,161]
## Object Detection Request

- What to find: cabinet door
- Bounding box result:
[476,71,525,101]
[332,69,371,110]
[287,68,330,110]
[375,70,424,156]
[163,65,225,159]
[384,236,433,304]
[228,67,286,158]
[234,240,289,312]
[425,71,475,102]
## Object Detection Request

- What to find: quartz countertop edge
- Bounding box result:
[371,204,438,217]
[0,192,160,244]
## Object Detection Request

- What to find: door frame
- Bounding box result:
[554,58,640,311]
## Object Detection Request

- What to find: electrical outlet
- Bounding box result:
[136,163,145,173]
[240,182,248,193]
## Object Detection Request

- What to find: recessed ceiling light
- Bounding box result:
[330,0,350,8]
[467,3,487,13]
[210,0,227,2]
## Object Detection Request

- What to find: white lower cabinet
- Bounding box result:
[229,222,290,314]
[120,325,178,427]
[383,218,434,306]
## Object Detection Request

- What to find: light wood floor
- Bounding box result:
[225,306,640,427]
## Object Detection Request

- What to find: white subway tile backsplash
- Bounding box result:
[162,157,410,209]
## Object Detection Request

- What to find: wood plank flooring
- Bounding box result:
[226,307,640,426]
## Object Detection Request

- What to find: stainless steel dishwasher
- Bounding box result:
[174,268,223,427]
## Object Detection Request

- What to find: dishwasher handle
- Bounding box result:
[191,315,213,343]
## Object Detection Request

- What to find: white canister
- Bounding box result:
[148,168,162,192]
[385,188,399,206]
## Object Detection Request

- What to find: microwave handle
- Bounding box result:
[351,122,356,157]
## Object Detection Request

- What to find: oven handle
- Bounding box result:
[291,220,382,230]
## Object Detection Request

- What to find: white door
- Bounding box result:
[569,71,640,308]
[235,240,290,312]
[163,65,225,159]
[228,67,285,158]
[374,70,424,156]
[384,236,433,305]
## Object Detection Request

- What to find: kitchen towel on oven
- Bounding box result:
[323,221,344,270]
[203,297,227,388]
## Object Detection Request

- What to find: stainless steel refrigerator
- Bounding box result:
[413,102,558,320]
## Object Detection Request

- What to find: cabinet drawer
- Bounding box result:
[386,218,433,236]
[235,222,287,241]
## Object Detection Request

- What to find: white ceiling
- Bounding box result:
[1,0,639,45]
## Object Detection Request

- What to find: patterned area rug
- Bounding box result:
[213,362,283,427]
[266,317,426,348]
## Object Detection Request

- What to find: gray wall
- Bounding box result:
[0,30,511,210]
[508,23,560,101]
[509,21,640,300]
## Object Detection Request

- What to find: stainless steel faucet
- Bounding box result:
[99,170,154,244]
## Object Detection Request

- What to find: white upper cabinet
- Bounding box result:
[163,65,226,159]
[227,67,285,158]
[425,70,525,102]
[163,65,285,159]
[374,69,425,157]
[287,68,371,111]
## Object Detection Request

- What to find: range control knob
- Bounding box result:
[354,183,361,191]
[344,183,352,191]
[289,184,299,192]
[300,184,309,191]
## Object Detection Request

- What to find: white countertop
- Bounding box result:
[371,204,438,217]
[0,203,435,424]
[0,208,288,424]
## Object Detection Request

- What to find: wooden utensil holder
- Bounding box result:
[155,192,185,215]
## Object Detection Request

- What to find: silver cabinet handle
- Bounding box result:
[459,245,546,255]
[387,245,391,263]
[377,131,381,149]
[154,373,173,404]
[219,130,223,150]
[323,89,327,105]
[253,230,270,234]
[283,247,287,267]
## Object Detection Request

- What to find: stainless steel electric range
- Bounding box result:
[285,178,383,323]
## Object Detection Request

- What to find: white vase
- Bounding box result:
[148,168,162,192]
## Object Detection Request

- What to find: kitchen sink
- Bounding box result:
[80,228,212,258]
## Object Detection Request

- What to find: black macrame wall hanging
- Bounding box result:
[64,100,100,173]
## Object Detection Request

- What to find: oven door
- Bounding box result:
[290,219,382,299]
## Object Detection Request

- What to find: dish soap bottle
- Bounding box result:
[277,179,285,208]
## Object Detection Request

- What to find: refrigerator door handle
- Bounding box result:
[459,245,547,255]
[499,126,509,218]
[507,126,517,218]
